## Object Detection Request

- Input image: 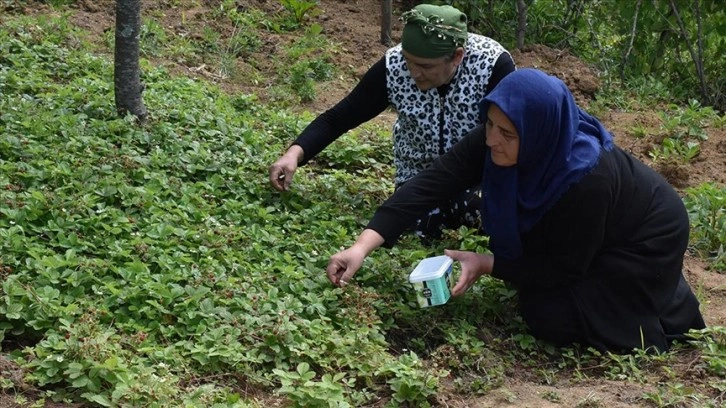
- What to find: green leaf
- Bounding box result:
[83,393,113,407]
[296,362,310,375]
[3,302,23,319]
[71,375,90,388]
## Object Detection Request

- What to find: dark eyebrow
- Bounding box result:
[414,62,436,69]
[486,118,509,129]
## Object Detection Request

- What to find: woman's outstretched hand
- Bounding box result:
[326,246,367,287]
[326,229,386,288]
[269,145,304,191]
[445,249,494,296]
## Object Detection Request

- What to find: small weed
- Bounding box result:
[288,62,317,102]
[713,112,726,129]
[600,346,671,383]
[279,0,320,28]
[642,382,707,408]
[13,395,28,406]
[649,137,700,164]
[512,333,537,351]
[216,19,261,79]
[139,19,168,58]
[497,388,517,403]
[630,123,650,139]
[575,391,603,408]
[272,24,336,103]
[0,376,14,391]
[541,389,561,403]
[624,76,680,107]
[45,0,75,7]
[591,82,637,112]
[537,368,558,385]
[687,326,726,376]
[199,25,221,53]
[684,183,726,271]
[659,99,719,141]
[227,27,260,58]
[454,375,501,395]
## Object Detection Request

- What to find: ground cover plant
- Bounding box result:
[1,1,725,407]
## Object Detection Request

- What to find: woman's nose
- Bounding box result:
[485,130,498,147]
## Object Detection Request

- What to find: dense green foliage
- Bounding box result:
[0,1,725,407]
[450,0,726,111]
[0,13,396,406]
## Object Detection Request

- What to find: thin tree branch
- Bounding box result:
[693,0,709,104]
[668,0,709,103]
[620,0,642,81]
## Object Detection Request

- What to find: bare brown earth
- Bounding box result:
[1,0,725,407]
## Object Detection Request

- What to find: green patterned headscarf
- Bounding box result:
[400,4,468,59]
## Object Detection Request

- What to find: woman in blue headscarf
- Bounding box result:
[325,68,705,352]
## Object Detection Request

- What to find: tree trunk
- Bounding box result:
[381,0,392,46]
[114,0,148,122]
[516,0,527,49]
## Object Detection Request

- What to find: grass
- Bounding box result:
[0,2,725,407]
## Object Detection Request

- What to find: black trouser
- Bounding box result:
[518,275,706,351]
[518,287,585,347]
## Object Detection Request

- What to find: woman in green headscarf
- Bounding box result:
[398,4,470,90]
[269,3,515,240]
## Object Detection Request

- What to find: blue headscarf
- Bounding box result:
[480,69,614,259]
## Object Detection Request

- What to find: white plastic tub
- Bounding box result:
[408,255,454,307]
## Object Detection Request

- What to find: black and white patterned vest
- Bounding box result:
[385,34,509,185]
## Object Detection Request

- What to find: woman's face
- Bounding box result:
[485,104,519,167]
[402,49,463,91]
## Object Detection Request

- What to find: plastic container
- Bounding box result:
[408,255,454,307]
